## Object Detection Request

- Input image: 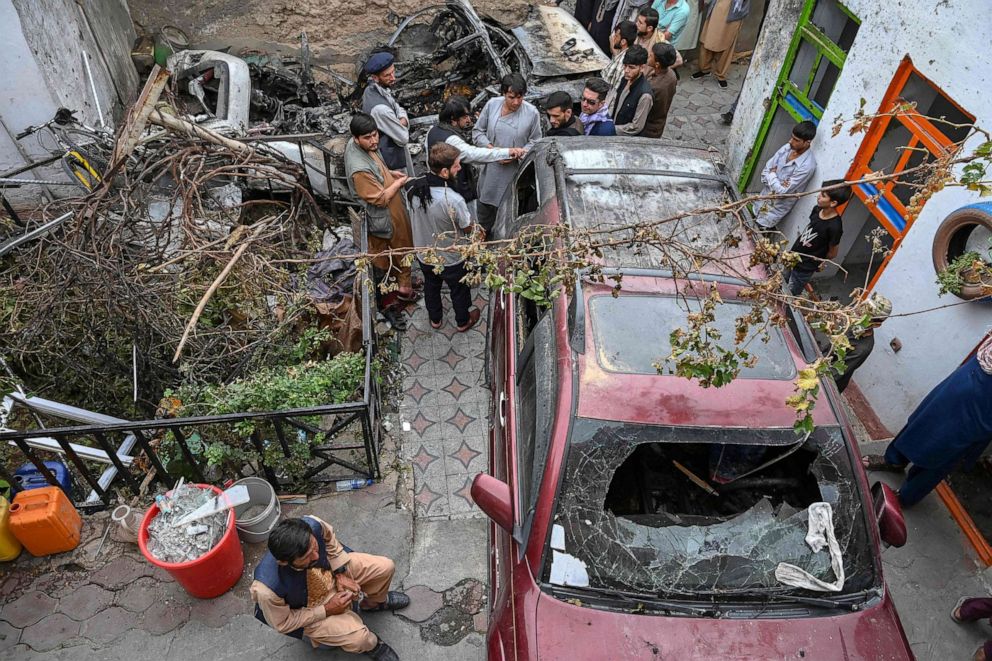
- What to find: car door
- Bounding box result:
[485,157,549,656]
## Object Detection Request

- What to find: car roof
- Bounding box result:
[543,138,753,274]
[571,276,840,430]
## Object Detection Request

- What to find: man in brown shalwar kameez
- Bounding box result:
[251,516,408,660]
[691,0,750,87]
[344,112,416,301]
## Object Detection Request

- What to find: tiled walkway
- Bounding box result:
[665,57,746,152]
[398,281,490,521]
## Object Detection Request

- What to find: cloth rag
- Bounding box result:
[774,501,845,592]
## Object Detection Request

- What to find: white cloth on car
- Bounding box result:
[774,502,846,592]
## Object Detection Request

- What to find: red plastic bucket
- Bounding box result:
[138,484,244,599]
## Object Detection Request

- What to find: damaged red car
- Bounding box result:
[473,138,913,660]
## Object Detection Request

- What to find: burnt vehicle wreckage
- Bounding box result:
[164,0,608,198]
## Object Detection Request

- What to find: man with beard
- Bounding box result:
[579,77,617,136]
[407,142,483,332]
[426,95,524,217]
[544,91,584,136]
[602,20,638,108]
[251,517,409,660]
[361,52,409,171]
[344,112,416,303]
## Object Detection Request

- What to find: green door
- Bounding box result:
[739,0,860,191]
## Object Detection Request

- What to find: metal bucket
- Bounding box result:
[232,477,280,544]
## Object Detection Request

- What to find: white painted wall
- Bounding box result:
[728,0,992,432]
[0,0,137,209]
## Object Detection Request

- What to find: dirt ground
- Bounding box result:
[128,0,537,68]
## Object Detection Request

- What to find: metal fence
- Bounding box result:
[0,275,382,511]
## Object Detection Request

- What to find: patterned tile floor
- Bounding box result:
[398,279,491,521]
[665,57,747,152]
[394,62,744,521]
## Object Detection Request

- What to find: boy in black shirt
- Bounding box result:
[785,179,852,296]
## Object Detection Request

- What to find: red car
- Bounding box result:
[473,138,913,660]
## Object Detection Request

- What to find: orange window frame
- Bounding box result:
[844,57,975,292]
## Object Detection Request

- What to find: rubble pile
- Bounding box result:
[146,483,229,563]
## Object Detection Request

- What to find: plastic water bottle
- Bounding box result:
[335,479,373,492]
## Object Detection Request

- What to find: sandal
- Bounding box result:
[861,454,907,473]
[430,319,442,330]
[360,591,410,613]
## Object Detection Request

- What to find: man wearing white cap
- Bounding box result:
[361,52,409,172]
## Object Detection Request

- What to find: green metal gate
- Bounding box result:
[739,0,860,190]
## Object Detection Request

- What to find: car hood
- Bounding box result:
[511,6,610,78]
[534,590,913,660]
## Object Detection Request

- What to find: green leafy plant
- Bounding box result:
[936,250,992,296]
[160,352,366,482]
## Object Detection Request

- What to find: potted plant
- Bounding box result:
[936,250,992,298]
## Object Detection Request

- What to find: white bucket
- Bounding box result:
[232,477,280,544]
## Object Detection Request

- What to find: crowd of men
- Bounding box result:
[341,0,853,344]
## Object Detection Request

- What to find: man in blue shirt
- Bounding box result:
[653,0,691,43]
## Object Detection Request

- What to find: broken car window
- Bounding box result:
[565,173,737,269]
[589,294,797,380]
[545,419,875,598]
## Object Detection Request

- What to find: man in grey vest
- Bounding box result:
[361,52,409,172]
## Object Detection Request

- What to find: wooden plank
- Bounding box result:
[936,482,992,566]
[108,65,170,170]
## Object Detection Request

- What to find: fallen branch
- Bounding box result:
[172,242,251,363]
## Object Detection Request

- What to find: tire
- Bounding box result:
[931,203,992,300]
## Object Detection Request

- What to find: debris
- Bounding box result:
[672,459,719,496]
[146,483,230,563]
[335,478,373,492]
[172,484,250,527]
[277,494,308,504]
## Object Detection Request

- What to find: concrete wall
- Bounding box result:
[727,0,992,432]
[0,0,137,209]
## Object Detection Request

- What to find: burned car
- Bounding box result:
[473,138,913,660]
[375,0,609,115]
[164,0,609,199]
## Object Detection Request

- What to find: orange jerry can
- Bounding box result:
[9,486,82,556]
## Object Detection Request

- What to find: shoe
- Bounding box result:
[396,289,421,303]
[361,591,411,613]
[690,70,708,79]
[430,318,442,330]
[951,596,971,623]
[456,309,481,333]
[720,111,734,125]
[367,639,399,661]
[717,79,728,88]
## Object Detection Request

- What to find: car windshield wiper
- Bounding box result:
[754,588,880,612]
[552,585,716,616]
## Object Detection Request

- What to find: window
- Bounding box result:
[514,313,557,541]
[515,162,539,218]
[588,295,797,380]
[546,420,875,595]
[842,57,975,293]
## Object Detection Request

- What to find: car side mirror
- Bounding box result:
[871,481,907,548]
[471,474,513,533]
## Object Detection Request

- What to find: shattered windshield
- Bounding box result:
[589,294,797,380]
[545,420,875,598]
